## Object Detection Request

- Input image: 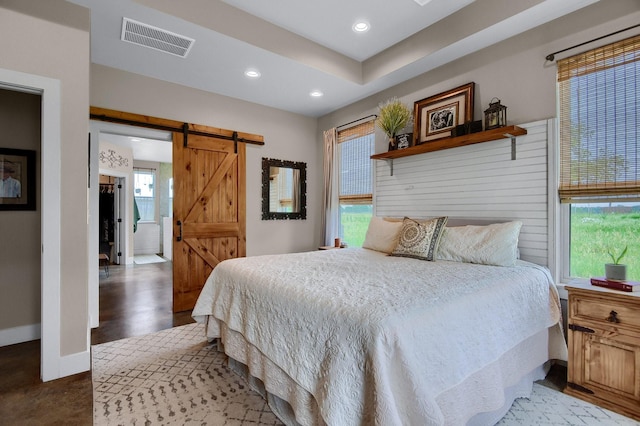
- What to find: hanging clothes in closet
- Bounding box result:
[99,183,115,255]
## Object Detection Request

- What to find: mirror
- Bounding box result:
[262,157,307,220]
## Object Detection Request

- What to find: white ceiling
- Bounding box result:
[100,132,172,164]
[95,121,173,164]
[68,0,599,119]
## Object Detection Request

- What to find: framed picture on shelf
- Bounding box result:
[395,133,413,150]
[0,147,36,211]
[414,82,474,145]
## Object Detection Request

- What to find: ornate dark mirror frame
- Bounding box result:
[261,157,307,220]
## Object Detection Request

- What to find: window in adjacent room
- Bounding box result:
[134,168,156,222]
[557,34,639,280]
[337,119,375,247]
[270,166,295,212]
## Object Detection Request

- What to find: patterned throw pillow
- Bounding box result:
[390,216,448,261]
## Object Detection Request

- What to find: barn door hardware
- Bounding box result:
[90,110,265,147]
[233,131,238,154]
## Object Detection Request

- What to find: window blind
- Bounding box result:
[558,34,640,203]
[337,120,375,204]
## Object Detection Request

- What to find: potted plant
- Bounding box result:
[376,98,412,151]
[605,246,628,281]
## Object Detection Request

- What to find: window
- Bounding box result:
[134,168,156,221]
[557,34,639,280]
[337,120,375,247]
[270,166,294,212]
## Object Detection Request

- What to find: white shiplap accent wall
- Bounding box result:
[375,120,550,266]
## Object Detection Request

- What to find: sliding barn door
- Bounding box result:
[172,132,246,312]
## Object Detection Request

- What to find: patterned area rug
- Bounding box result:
[92,323,282,425]
[497,384,637,425]
[92,323,637,426]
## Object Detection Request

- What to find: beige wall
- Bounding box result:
[90,64,321,256]
[0,2,90,356]
[0,89,41,331]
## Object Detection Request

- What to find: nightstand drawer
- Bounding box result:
[572,294,640,329]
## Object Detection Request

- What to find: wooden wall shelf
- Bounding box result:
[370,125,527,175]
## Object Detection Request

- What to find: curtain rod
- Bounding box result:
[545,23,640,62]
[336,114,377,130]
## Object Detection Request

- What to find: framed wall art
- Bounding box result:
[395,133,413,150]
[413,82,475,145]
[0,147,36,211]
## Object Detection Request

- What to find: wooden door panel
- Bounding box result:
[176,245,213,310]
[187,136,236,152]
[182,237,238,267]
[182,223,240,238]
[173,132,246,312]
[185,153,237,222]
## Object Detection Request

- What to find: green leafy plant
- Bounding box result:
[376,98,412,142]
[607,245,628,264]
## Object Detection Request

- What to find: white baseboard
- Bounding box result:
[59,350,91,378]
[0,323,41,347]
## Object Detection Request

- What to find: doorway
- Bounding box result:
[98,174,124,268]
[89,121,173,328]
[90,107,260,315]
[0,86,42,381]
[0,67,62,381]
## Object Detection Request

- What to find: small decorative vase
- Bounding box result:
[605,263,627,281]
[388,136,396,151]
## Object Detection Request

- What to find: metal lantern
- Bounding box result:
[484,98,507,130]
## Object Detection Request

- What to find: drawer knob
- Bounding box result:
[607,310,620,323]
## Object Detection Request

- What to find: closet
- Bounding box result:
[98,175,122,264]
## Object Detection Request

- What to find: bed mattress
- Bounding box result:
[193,248,566,425]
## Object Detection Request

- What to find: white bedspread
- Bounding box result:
[192,248,564,426]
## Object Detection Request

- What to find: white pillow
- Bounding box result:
[362,216,403,253]
[436,221,522,266]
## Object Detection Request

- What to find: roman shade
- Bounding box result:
[557,34,640,203]
[337,119,375,205]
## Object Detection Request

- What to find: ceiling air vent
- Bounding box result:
[121,18,195,58]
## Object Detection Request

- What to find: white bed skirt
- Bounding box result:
[208,316,556,426]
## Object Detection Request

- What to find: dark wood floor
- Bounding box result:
[0,260,193,425]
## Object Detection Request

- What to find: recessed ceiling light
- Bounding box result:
[244,69,261,78]
[310,90,324,97]
[352,20,370,33]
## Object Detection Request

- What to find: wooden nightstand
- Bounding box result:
[565,282,640,421]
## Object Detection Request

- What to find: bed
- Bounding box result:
[192,218,567,425]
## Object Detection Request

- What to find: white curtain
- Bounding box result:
[322,128,339,246]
